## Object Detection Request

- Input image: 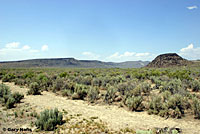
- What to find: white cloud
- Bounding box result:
[180,44,193,52]
[0,42,49,61]
[187,5,198,10]
[41,45,48,51]
[123,52,135,57]
[108,52,120,59]
[5,42,20,49]
[82,52,100,59]
[179,44,200,60]
[22,45,31,50]
[106,51,155,62]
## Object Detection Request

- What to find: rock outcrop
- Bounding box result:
[146,53,192,68]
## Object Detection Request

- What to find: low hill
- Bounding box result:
[146,53,193,68]
[0,58,149,68]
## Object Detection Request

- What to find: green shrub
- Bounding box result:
[52,78,64,92]
[192,98,200,119]
[63,82,75,93]
[117,82,137,95]
[148,93,189,118]
[139,82,151,94]
[192,80,200,92]
[87,87,99,103]
[61,89,72,97]
[35,108,63,131]
[6,96,15,109]
[161,79,183,94]
[73,84,88,100]
[0,84,10,98]
[27,82,41,95]
[0,72,6,79]
[104,86,117,104]
[23,72,34,79]
[80,76,92,85]
[14,79,26,86]
[125,96,143,111]
[0,84,11,105]
[150,76,162,88]
[59,72,68,78]
[12,92,24,103]
[0,84,24,109]
[2,73,16,82]
[148,96,163,115]
[91,78,101,87]
[162,91,171,101]
[131,86,142,96]
[167,94,187,116]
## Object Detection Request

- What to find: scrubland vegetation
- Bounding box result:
[0,84,24,109]
[0,67,200,133]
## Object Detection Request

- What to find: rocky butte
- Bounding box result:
[146,53,193,68]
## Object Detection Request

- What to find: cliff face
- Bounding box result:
[146,53,192,68]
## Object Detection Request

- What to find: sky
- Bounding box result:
[0,0,200,62]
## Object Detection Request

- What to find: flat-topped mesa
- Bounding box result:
[146,53,192,68]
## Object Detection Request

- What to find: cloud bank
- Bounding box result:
[82,52,100,60]
[179,44,200,60]
[0,42,48,61]
[106,51,155,62]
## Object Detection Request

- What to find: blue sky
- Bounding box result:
[0,0,200,62]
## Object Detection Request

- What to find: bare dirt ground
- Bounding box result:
[1,81,200,134]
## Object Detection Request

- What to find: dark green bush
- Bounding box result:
[12,92,24,103]
[91,78,101,87]
[87,87,99,103]
[28,82,41,95]
[0,84,23,109]
[192,80,200,92]
[81,76,92,85]
[148,94,188,118]
[52,78,64,92]
[166,94,187,118]
[0,84,11,105]
[63,82,75,93]
[61,89,72,96]
[162,91,171,101]
[2,73,16,82]
[140,82,151,94]
[161,79,183,94]
[0,72,6,79]
[35,108,63,131]
[6,96,15,109]
[117,82,137,95]
[73,84,88,100]
[192,98,200,119]
[0,84,10,98]
[104,86,117,104]
[125,96,143,111]
[131,86,142,96]
[59,72,68,78]
[23,72,34,79]
[150,76,162,88]
[148,96,163,115]
[14,79,26,86]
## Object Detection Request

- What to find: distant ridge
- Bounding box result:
[0,58,149,68]
[146,53,193,68]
